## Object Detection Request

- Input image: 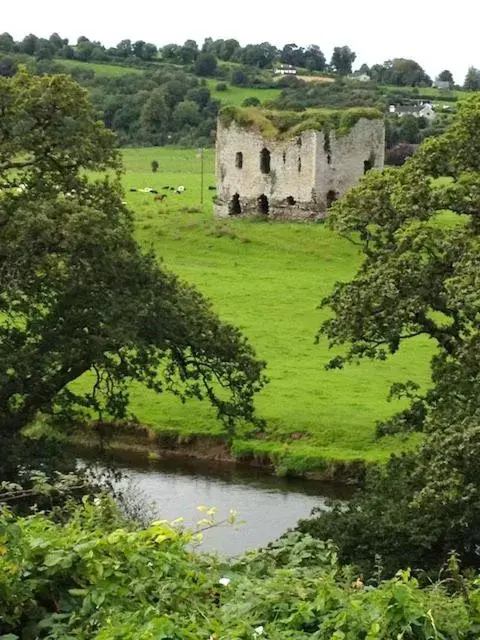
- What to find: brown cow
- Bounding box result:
[154,194,167,201]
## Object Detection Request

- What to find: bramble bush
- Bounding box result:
[1,496,479,639]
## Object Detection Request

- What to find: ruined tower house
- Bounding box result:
[214,107,385,220]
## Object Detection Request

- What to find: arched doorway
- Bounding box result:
[326,190,338,208]
[257,194,269,215]
[229,193,242,215]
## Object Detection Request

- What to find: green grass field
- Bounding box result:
[54,59,143,76]
[206,80,282,106]
[72,147,435,470]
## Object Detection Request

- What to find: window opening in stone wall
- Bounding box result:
[235,152,243,169]
[297,157,302,173]
[260,148,271,174]
[323,130,331,155]
[327,154,332,165]
[363,152,375,174]
[282,151,286,164]
[296,136,302,148]
[286,196,296,205]
[229,193,242,215]
[326,190,338,208]
[257,194,269,215]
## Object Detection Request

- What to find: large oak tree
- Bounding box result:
[0,70,265,447]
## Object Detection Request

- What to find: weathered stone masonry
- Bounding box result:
[215,117,385,221]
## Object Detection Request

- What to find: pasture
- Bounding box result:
[53,58,143,76]
[205,80,282,106]
[76,147,433,470]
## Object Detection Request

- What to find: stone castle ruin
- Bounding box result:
[214,107,385,220]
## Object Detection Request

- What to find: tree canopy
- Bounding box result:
[0,70,265,447]
[299,95,480,575]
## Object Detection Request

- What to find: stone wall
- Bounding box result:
[313,119,385,210]
[215,117,385,220]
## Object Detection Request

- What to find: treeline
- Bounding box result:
[0,31,347,73]
[0,54,219,147]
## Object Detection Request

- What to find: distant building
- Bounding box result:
[433,79,451,91]
[356,73,371,82]
[215,110,385,221]
[274,64,297,76]
[389,102,436,121]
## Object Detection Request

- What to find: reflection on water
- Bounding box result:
[77,447,350,556]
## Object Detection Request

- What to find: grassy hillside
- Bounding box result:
[206,79,282,106]
[53,58,143,76]
[73,147,433,470]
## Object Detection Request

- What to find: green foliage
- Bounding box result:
[370,59,432,87]
[463,66,480,91]
[330,46,356,76]
[194,51,217,77]
[151,159,159,173]
[0,499,478,638]
[299,94,480,574]
[218,105,383,139]
[0,71,265,446]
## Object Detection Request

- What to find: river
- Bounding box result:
[79,450,350,556]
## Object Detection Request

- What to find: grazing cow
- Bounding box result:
[162,186,170,190]
[129,188,137,192]
[154,194,167,201]
[150,189,158,194]
[176,185,185,194]
[208,185,216,191]
[169,187,175,191]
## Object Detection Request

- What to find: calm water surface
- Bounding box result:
[79,450,349,556]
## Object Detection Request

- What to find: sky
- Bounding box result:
[3,0,479,84]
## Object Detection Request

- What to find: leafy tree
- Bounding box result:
[60,44,75,59]
[179,39,199,64]
[438,69,454,85]
[231,69,248,86]
[172,99,200,127]
[242,96,261,107]
[330,46,356,75]
[0,70,264,447]
[19,33,39,56]
[0,32,15,53]
[464,66,480,91]
[215,82,228,91]
[0,56,16,77]
[115,39,132,58]
[299,95,480,575]
[194,52,217,77]
[48,32,66,50]
[280,43,305,67]
[240,42,279,69]
[161,43,183,63]
[304,44,326,72]
[219,38,241,61]
[75,40,95,61]
[370,58,431,86]
[151,159,159,172]
[142,42,157,61]
[35,40,54,61]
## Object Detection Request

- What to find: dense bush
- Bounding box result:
[1,497,478,638]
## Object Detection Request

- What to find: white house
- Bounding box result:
[389,102,436,121]
[274,64,297,76]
